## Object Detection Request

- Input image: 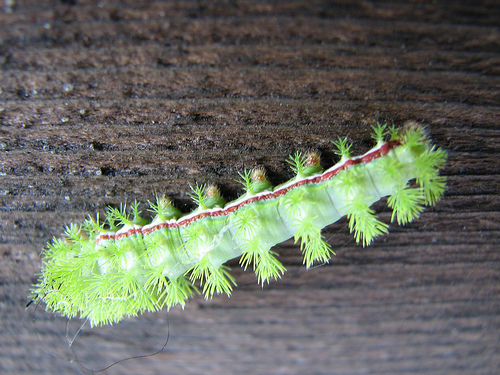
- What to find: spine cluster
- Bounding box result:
[31,125,447,326]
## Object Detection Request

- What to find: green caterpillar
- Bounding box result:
[31,124,447,326]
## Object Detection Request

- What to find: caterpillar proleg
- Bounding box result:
[30,124,447,326]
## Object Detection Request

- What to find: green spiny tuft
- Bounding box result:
[294,217,334,268]
[164,277,198,309]
[144,271,197,310]
[402,126,427,152]
[332,136,352,161]
[371,122,388,145]
[232,208,258,241]
[336,167,366,197]
[130,201,149,226]
[104,209,120,231]
[388,125,400,141]
[237,169,254,193]
[107,204,131,226]
[180,222,208,257]
[239,240,286,284]
[387,186,426,225]
[377,156,404,188]
[281,188,306,220]
[412,144,448,205]
[287,151,308,178]
[189,257,235,297]
[63,223,83,243]
[420,173,447,206]
[188,182,207,210]
[83,214,104,234]
[346,197,389,247]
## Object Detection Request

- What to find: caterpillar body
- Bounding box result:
[31,125,447,326]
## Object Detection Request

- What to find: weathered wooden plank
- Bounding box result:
[1,0,499,374]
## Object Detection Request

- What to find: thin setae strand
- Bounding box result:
[26,290,171,373]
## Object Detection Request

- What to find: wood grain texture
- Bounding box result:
[1,1,498,374]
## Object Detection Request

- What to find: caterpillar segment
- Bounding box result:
[31,124,447,326]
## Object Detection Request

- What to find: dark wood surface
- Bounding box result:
[1,1,499,374]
